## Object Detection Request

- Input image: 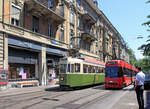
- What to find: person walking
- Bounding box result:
[134,66,145,109]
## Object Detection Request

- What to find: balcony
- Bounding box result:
[82,11,96,25]
[81,30,97,41]
[69,37,81,50]
[25,0,65,25]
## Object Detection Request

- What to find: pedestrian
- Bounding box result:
[134,66,145,109]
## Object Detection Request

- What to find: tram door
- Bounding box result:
[0,69,9,85]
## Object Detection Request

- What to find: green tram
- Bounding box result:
[59,57,105,89]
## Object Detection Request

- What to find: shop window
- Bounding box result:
[9,64,35,80]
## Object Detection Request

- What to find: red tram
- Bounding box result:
[105,60,138,88]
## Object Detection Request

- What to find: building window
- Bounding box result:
[11,18,19,26]
[48,25,53,38]
[11,4,21,26]
[77,16,80,28]
[70,29,74,40]
[70,10,74,24]
[105,40,109,52]
[48,0,53,8]
[59,25,64,42]
[70,0,74,3]
[82,4,86,14]
[87,42,90,51]
[32,16,39,33]
[77,0,81,8]
[59,5,64,17]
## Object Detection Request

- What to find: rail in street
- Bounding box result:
[0,85,149,109]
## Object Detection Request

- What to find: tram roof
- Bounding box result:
[65,57,83,63]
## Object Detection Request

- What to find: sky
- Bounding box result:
[98,0,150,60]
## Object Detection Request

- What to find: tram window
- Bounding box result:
[95,67,98,73]
[98,67,103,73]
[83,64,87,73]
[60,64,67,73]
[75,63,80,73]
[67,64,70,72]
[71,64,75,73]
[88,66,91,73]
[93,67,95,73]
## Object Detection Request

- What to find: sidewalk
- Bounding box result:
[0,84,59,97]
[111,86,150,109]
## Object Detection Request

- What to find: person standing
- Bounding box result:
[134,66,145,109]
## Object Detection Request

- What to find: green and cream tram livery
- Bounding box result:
[59,57,105,88]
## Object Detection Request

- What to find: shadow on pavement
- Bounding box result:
[145,90,150,109]
[45,86,61,92]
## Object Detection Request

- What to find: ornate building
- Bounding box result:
[0,0,129,86]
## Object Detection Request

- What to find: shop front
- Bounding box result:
[8,47,38,80]
[8,36,41,87]
[7,36,67,87]
[46,45,67,85]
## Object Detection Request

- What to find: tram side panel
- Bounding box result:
[59,73,105,88]
[94,74,105,84]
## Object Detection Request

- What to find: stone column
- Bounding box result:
[0,32,4,69]
[39,44,47,86]
[4,34,8,69]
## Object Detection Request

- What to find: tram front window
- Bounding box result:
[105,67,122,77]
[60,64,67,73]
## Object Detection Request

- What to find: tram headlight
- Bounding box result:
[60,77,64,81]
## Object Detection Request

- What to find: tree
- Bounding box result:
[129,48,137,66]
[138,0,150,56]
[135,58,150,73]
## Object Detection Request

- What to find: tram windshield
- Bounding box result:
[105,67,122,77]
[59,64,67,73]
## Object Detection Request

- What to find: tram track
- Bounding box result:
[54,88,113,109]
[0,88,70,108]
[1,85,109,109]
[1,91,70,109]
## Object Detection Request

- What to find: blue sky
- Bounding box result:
[98,0,150,60]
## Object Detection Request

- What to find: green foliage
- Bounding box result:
[136,0,150,73]
[135,58,150,73]
[139,0,150,56]
[129,48,137,66]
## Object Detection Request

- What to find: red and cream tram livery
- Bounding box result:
[105,60,138,88]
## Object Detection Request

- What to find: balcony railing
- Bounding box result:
[81,29,97,41]
[82,11,96,25]
[69,37,81,50]
[25,0,65,24]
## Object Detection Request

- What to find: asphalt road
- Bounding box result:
[0,85,149,109]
